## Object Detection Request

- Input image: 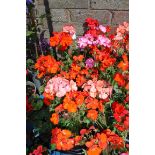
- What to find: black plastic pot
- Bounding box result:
[51,147,85,155]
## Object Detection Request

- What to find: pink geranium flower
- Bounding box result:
[97,35,111,47]
[82,80,113,99]
[45,77,77,98]
[85,58,94,68]
[114,22,129,40]
[63,24,76,39]
[99,25,106,33]
[120,153,129,155]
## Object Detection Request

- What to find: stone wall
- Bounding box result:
[35,0,129,38]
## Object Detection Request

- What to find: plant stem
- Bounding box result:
[35,42,38,59]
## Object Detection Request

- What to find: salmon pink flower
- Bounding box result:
[63,25,76,39]
[44,77,77,98]
[82,80,112,99]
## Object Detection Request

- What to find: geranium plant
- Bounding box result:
[27,17,129,155]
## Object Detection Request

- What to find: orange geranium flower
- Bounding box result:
[98,101,104,112]
[55,104,64,113]
[71,63,81,72]
[86,98,99,110]
[73,55,84,62]
[74,136,82,145]
[125,82,129,90]
[63,98,77,113]
[96,133,107,149]
[59,71,70,79]
[86,132,107,155]
[76,93,85,105]
[76,75,86,87]
[51,128,74,151]
[117,54,129,71]
[61,129,72,138]
[50,32,73,51]
[67,101,77,112]
[80,69,89,75]
[35,55,60,78]
[87,110,98,120]
[43,92,54,100]
[114,73,126,87]
[103,129,124,149]
[87,145,102,155]
[60,32,73,47]
[69,70,77,80]
[50,32,60,46]
[50,113,59,125]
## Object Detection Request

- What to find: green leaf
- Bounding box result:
[117,48,124,56]
[26,30,35,37]
[82,149,87,155]
[32,100,43,110]
[39,85,45,94]
[83,117,91,125]
[94,62,99,68]
[50,144,56,151]
[26,59,34,66]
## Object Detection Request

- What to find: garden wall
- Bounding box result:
[35,0,129,38]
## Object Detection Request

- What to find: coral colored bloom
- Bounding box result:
[50,113,59,125]
[87,146,102,155]
[117,54,129,71]
[74,136,82,145]
[87,110,98,120]
[114,73,126,87]
[67,101,77,112]
[35,55,60,78]
[51,128,74,151]
[55,104,64,113]
[50,32,73,51]
[82,80,112,99]
[103,129,124,149]
[80,129,87,135]
[97,133,107,149]
[61,129,72,138]
[73,55,84,62]
[76,75,86,87]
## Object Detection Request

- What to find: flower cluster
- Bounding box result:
[29,145,45,155]
[51,128,75,151]
[63,25,76,39]
[112,102,129,131]
[44,76,77,98]
[31,18,129,155]
[35,55,61,78]
[86,132,107,155]
[50,32,73,51]
[78,34,111,49]
[82,79,113,99]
